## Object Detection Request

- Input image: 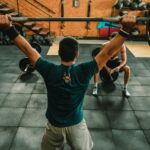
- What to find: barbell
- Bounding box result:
[10,16,150,23]
[9,16,150,45]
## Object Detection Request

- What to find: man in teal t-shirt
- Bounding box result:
[35,55,98,127]
[0,15,136,150]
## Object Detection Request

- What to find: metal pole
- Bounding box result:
[10,17,150,24]
[11,16,121,22]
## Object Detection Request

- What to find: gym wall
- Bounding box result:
[1,0,150,37]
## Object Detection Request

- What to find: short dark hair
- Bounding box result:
[91,44,103,58]
[58,37,79,62]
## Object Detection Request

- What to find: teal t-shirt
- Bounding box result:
[35,57,98,127]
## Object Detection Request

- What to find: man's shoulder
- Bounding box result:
[77,59,96,66]
[36,57,55,66]
[76,59,98,72]
[35,57,57,72]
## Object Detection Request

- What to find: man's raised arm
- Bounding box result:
[0,15,40,65]
[95,15,136,70]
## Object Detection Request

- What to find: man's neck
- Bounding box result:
[61,60,75,66]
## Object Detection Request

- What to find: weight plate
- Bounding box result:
[100,68,119,83]
[19,58,35,73]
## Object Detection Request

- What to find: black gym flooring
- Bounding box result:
[0,42,150,150]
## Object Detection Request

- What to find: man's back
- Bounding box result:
[35,57,98,127]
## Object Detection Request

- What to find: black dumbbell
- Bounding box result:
[2,37,12,45]
[147,3,150,9]
[119,11,128,16]
[114,0,124,9]
[130,2,138,10]
[19,42,42,74]
[138,2,147,10]
[29,35,40,44]
[123,0,132,7]
[44,37,52,46]
[100,68,119,83]
[133,0,142,4]
[131,28,140,36]
[91,47,119,83]
[30,42,42,53]
[19,57,35,73]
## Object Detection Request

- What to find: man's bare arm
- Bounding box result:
[0,15,40,65]
[118,44,127,69]
[13,35,41,65]
[95,35,126,70]
[95,15,136,70]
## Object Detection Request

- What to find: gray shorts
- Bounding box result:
[41,119,93,150]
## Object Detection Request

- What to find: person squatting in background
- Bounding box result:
[92,32,131,97]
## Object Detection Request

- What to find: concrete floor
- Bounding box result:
[0,43,150,150]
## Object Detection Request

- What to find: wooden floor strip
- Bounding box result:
[47,43,59,56]
[125,41,150,58]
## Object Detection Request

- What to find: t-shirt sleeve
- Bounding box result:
[35,57,54,78]
[80,59,99,79]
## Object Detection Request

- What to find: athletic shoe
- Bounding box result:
[92,87,98,96]
[122,89,131,97]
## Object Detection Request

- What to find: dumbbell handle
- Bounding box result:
[110,69,115,75]
[109,69,117,81]
[24,64,30,72]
